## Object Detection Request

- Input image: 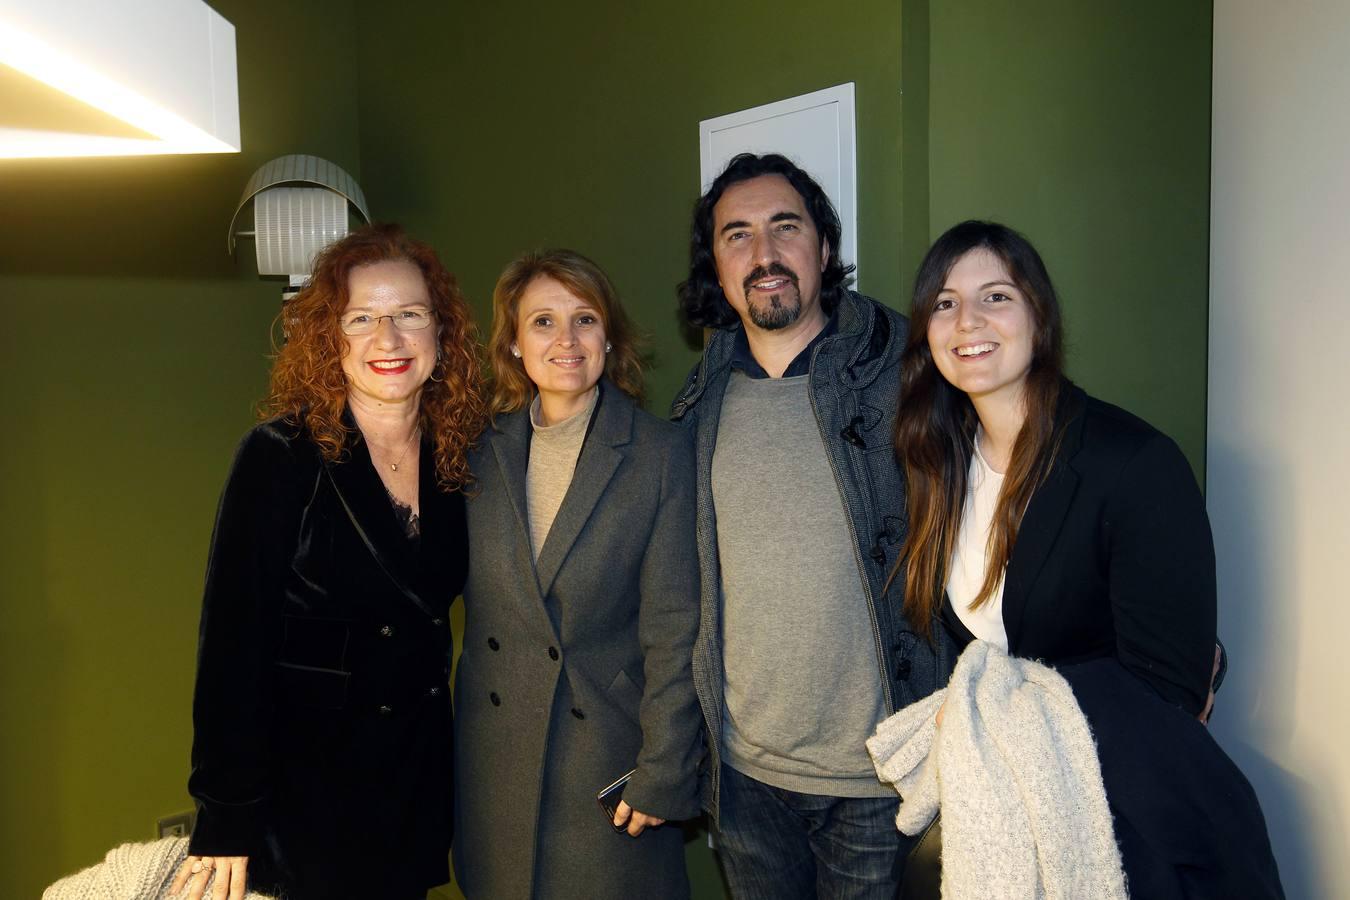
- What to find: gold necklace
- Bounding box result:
[389,428,419,472]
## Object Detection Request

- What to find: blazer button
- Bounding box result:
[378,704,393,715]
[570,707,585,720]
[490,692,501,706]
[378,624,394,638]
[894,659,912,680]
[432,617,445,626]
[548,646,559,661]
[488,637,500,651]
[428,685,443,697]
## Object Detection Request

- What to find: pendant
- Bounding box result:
[390,463,399,471]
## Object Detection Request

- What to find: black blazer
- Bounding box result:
[942,385,1216,715]
[187,416,466,899]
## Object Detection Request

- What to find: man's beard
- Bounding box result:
[742,263,802,330]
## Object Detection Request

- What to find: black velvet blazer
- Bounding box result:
[941,385,1216,715]
[187,416,466,899]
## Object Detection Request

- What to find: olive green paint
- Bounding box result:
[900,0,932,285]
[354,2,907,894]
[927,0,1213,477]
[353,0,910,416]
[0,1,361,896]
[356,2,1211,894]
[0,1,1212,897]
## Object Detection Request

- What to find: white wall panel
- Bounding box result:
[1209,3,1350,897]
[699,84,858,281]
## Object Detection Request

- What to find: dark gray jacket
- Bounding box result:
[454,385,701,898]
[670,289,956,821]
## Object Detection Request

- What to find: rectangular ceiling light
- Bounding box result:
[0,0,239,158]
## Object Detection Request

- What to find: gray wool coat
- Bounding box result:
[453,383,703,900]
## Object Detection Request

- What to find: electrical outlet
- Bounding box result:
[157,811,194,839]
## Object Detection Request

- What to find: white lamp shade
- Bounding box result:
[254,186,348,277]
[228,154,371,279]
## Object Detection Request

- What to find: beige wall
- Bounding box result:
[1208,2,1350,897]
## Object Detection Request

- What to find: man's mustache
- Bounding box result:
[742,263,799,295]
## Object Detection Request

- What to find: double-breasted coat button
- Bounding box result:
[548,646,559,661]
[428,686,443,697]
[378,624,394,638]
[570,707,585,720]
[488,637,500,651]
[894,658,913,680]
[432,617,445,626]
[378,704,393,715]
[490,692,501,706]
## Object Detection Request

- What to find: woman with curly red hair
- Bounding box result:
[172,224,486,900]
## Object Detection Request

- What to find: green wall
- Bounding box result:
[0,1,361,896]
[354,2,910,893]
[0,1,1211,897]
[355,3,1211,897]
[926,0,1213,475]
[354,0,1212,474]
[354,0,912,414]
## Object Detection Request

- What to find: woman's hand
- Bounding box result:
[613,800,665,837]
[169,854,249,900]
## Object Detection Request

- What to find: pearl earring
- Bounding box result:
[511,345,521,358]
[605,342,612,353]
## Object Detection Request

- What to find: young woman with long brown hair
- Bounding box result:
[896,220,1212,710]
[886,220,1283,897]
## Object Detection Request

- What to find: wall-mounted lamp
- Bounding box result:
[0,0,239,158]
[228,154,370,296]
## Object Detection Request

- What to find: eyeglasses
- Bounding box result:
[340,308,435,335]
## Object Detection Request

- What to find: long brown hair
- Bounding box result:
[894,221,1067,640]
[487,249,645,413]
[262,223,487,490]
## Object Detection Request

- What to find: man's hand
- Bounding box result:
[613,800,666,837]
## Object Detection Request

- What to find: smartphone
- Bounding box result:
[596,768,636,833]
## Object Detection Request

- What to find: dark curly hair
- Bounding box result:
[261,223,487,491]
[677,152,856,329]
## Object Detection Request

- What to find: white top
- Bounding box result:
[947,438,1009,650]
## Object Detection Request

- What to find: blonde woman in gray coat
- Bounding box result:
[452,249,703,899]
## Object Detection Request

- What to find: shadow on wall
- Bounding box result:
[1206,438,1336,899]
[0,155,249,280]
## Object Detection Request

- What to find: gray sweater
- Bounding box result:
[713,372,891,797]
[671,289,957,821]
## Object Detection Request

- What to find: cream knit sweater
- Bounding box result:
[43,836,276,900]
[867,641,1128,900]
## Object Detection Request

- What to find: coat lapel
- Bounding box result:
[488,408,534,555]
[325,420,434,618]
[534,385,631,599]
[1002,386,1087,649]
[414,437,462,604]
